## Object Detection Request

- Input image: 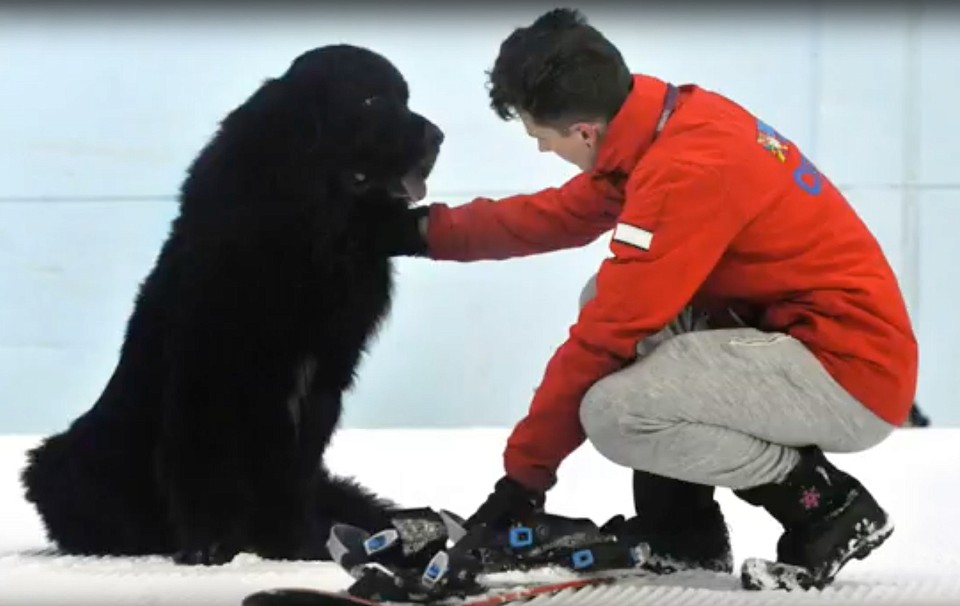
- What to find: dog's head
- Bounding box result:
[274,45,443,204]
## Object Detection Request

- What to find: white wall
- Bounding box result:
[1,4,958,434]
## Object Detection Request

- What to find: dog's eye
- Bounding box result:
[363,96,381,107]
[354,173,367,182]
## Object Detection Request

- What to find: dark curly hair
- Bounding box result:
[487,8,633,131]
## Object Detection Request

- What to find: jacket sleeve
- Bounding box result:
[502,161,748,491]
[424,172,623,262]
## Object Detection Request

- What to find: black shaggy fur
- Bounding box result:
[20,45,443,565]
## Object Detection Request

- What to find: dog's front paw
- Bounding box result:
[173,542,238,566]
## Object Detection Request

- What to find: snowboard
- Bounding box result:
[241,508,653,605]
[241,575,621,606]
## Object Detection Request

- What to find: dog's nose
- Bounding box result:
[425,122,444,147]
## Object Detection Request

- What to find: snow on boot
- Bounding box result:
[600,471,733,574]
[735,446,894,590]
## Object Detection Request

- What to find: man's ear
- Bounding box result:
[575,122,603,147]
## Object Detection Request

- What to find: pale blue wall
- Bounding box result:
[1,4,958,434]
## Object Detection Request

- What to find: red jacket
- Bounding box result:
[423,74,918,491]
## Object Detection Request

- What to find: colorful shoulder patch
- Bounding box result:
[756,119,789,163]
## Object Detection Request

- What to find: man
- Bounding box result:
[384,8,917,590]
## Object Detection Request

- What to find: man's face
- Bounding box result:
[520,112,603,172]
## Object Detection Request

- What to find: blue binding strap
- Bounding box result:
[571,549,595,570]
[508,526,534,548]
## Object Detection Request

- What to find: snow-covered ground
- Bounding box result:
[1,428,958,605]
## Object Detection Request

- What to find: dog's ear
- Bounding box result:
[217,77,290,134]
[230,75,331,158]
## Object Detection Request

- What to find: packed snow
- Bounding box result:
[1,428,958,605]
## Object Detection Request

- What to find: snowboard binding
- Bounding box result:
[326,507,647,603]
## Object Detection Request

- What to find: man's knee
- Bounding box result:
[580,377,633,464]
[580,380,613,444]
[828,419,896,453]
[578,273,597,310]
[580,373,678,462]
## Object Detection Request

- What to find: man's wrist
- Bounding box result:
[392,205,430,257]
[416,212,429,240]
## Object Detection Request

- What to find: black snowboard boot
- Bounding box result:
[601,470,733,574]
[326,507,487,601]
[734,446,894,590]
[905,401,930,427]
[470,511,642,574]
[326,507,463,574]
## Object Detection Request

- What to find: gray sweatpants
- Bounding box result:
[576,274,895,490]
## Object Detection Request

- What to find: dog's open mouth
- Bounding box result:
[396,151,437,203]
[399,172,427,202]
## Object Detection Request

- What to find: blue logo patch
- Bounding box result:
[755,118,822,196]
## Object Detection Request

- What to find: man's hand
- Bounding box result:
[464,475,546,530]
[373,204,431,257]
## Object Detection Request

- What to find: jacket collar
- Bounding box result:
[592,74,673,178]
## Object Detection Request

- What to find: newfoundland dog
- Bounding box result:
[21,44,443,565]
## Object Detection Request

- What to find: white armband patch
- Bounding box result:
[612,223,654,251]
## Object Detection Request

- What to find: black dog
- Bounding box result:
[21,45,443,566]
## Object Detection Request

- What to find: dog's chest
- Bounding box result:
[338,253,392,317]
[299,251,394,349]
